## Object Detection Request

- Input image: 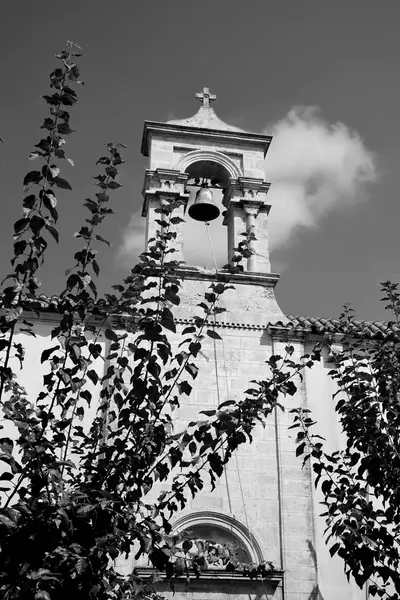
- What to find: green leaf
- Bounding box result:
[218,400,236,409]
[57,123,75,135]
[321,479,332,495]
[107,181,121,189]
[53,176,72,190]
[283,381,297,396]
[14,218,30,234]
[30,215,45,236]
[61,87,78,105]
[87,370,99,385]
[182,326,196,335]
[105,329,118,342]
[41,345,59,363]
[161,318,176,333]
[0,513,17,528]
[23,171,42,186]
[92,259,100,277]
[0,438,13,454]
[45,224,59,243]
[89,343,102,359]
[96,234,112,247]
[207,329,222,340]
[105,166,118,177]
[170,216,185,225]
[329,542,340,557]
[296,442,306,457]
[178,381,192,396]
[185,363,199,379]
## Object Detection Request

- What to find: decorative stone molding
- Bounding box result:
[175,149,242,180]
[172,510,264,563]
[141,121,272,159]
[175,318,266,331]
[133,510,284,591]
[141,168,189,217]
[134,567,284,590]
[175,265,280,286]
[224,177,271,208]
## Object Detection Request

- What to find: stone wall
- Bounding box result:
[0,285,367,599]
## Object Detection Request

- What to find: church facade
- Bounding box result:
[4,89,369,600]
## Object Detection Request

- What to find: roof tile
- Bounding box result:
[275,315,399,338]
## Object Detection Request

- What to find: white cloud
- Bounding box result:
[265,106,378,250]
[117,209,145,267]
[117,106,378,267]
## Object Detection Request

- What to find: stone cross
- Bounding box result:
[195,87,216,108]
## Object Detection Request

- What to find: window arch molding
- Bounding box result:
[171,510,264,564]
[175,150,242,181]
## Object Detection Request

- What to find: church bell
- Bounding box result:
[188,186,220,222]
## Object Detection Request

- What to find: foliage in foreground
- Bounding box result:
[1,41,400,600]
[291,287,400,599]
[0,44,300,600]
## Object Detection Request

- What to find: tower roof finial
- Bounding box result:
[195,86,216,109]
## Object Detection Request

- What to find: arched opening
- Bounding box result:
[183,159,230,269]
[177,523,252,569]
[170,511,263,574]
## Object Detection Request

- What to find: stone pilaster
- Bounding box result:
[223,176,271,273]
[142,168,189,262]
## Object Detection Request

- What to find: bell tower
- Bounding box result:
[140,88,284,325]
[141,88,274,272]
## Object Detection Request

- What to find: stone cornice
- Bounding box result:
[175,266,280,288]
[134,567,284,588]
[174,318,266,331]
[141,121,272,158]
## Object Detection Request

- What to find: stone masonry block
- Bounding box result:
[243,349,268,363]
[285,565,316,581]
[257,498,279,521]
[284,496,312,513]
[251,471,278,488]
[283,513,313,537]
[285,549,316,569]
[285,578,318,594]
[240,334,265,348]
[282,478,311,497]
[191,495,223,510]
[193,390,218,405]
[251,456,277,472]
[254,441,276,456]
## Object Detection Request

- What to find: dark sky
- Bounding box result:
[1,1,400,321]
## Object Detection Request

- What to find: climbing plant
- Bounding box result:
[0,44,303,600]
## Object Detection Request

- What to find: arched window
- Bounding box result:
[175,524,252,571]
[171,511,263,573]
